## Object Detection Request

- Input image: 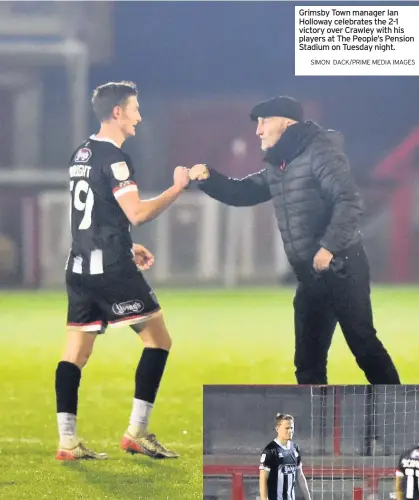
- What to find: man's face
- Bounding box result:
[276,419,294,442]
[117,96,142,137]
[256,116,288,151]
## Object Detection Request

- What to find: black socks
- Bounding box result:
[135,348,169,404]
[55,361,81,414]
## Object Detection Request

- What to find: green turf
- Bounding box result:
[0,287,417,499]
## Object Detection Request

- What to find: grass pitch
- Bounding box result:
[0,287,417,499]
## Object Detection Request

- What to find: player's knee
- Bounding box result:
[160,334,172,351]
[80,348,94,368]
[62,351,92,370]
[154,326,172,351]
[143,332,172,351]
[61,343,94,369]
[138,314,172,350]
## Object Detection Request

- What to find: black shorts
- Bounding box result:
[66,262,160,334]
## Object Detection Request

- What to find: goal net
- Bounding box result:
[203,385,419,500]
[309,385,419,500]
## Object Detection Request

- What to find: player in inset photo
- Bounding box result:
[259,413,312,500]
[204,385,419,500]
[395,444,419,500]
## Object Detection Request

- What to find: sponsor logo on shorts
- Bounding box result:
[112,300,144,316]
[74,148,92,163]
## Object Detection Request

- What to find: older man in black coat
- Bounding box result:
[189,96,400,384]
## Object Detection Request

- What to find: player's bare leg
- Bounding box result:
[121,312,179,459]
[55,329,107,461]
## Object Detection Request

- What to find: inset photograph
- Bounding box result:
[203,385,419,500]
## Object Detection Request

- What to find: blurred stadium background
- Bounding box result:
[203,385,419,500]
[0,2,418,499]
[0,1,418,289]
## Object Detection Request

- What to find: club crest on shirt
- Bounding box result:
[75,148,92,163]
[111,161,130,181]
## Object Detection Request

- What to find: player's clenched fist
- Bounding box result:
[173,166,190,190]
[189,164,210,181]
[132,243,154,271]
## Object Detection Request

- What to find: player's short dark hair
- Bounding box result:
[275,413,294,425]
[92,81,138,122]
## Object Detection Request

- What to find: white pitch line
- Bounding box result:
[0,437,43,444]
[0,437,202,448]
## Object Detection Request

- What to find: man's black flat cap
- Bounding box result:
[250,96,304,122]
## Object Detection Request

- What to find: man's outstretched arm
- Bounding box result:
[190,164,271,207]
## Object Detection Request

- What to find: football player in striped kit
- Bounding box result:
[396,445,419,500]
[55,81,190,461]
[259,413,312,500]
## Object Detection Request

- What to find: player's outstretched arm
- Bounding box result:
[117,166,190,226]
[189,163,271,207]
[259,469,269,500]
[297,467,312,500]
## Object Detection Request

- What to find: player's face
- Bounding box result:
[119,96,142,137]
[256,116,288,151]
[276,420,294,441]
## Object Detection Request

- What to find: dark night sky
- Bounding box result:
[94,1,418,96]
[90,1,419,174]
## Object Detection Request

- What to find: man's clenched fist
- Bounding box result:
[313,247,333,272]
[189,164,210,181]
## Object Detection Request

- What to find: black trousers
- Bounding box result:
[293,243,400,384]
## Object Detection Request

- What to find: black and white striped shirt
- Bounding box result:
[259,439,301,500]
[396,446,419,500]
[66,136,137,275]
